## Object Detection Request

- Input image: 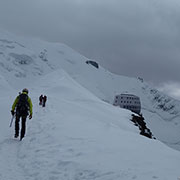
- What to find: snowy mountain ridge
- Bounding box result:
[1,29,180,148]
[0,29,179,115]
[0,29,180,179]
[1,30,180,116]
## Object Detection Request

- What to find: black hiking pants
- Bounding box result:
[15,115,27,138]
[42,101,46,107]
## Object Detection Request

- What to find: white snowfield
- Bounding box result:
[0,29,180,179]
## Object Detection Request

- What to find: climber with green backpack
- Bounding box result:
[11,88,33,141]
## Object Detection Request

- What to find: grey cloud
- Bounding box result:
[157,82,180,100]
[0,0,180,87]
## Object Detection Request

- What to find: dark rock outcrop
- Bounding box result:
[86,60,99,69]
[131,114,155,139]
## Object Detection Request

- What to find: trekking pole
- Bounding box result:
[9,115,14,127]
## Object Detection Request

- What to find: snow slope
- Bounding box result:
[0,69,180,180]
[0,29,180,179]
[0,29,180,151]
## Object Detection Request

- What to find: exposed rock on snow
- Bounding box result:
[86,60,99,69]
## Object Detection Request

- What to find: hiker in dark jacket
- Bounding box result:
[39,94,43,105]
[42,95,47,107]
[11,88,33,141]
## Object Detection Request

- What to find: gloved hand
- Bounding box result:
[11,110,15,116]
[29,114,32,119]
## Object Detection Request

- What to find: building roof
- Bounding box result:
[118,94,139,98]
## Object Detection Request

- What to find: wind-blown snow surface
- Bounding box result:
[0,70,180,180]
[0,29,180,179]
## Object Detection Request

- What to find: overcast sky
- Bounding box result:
[0,0,180,99]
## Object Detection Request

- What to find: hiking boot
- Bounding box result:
[20,136,24,141]
[14,134,19,138]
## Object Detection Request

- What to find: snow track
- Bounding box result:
[0,97,131,180]
[0,138,25,179]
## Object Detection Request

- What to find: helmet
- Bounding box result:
[22,88,29,94]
